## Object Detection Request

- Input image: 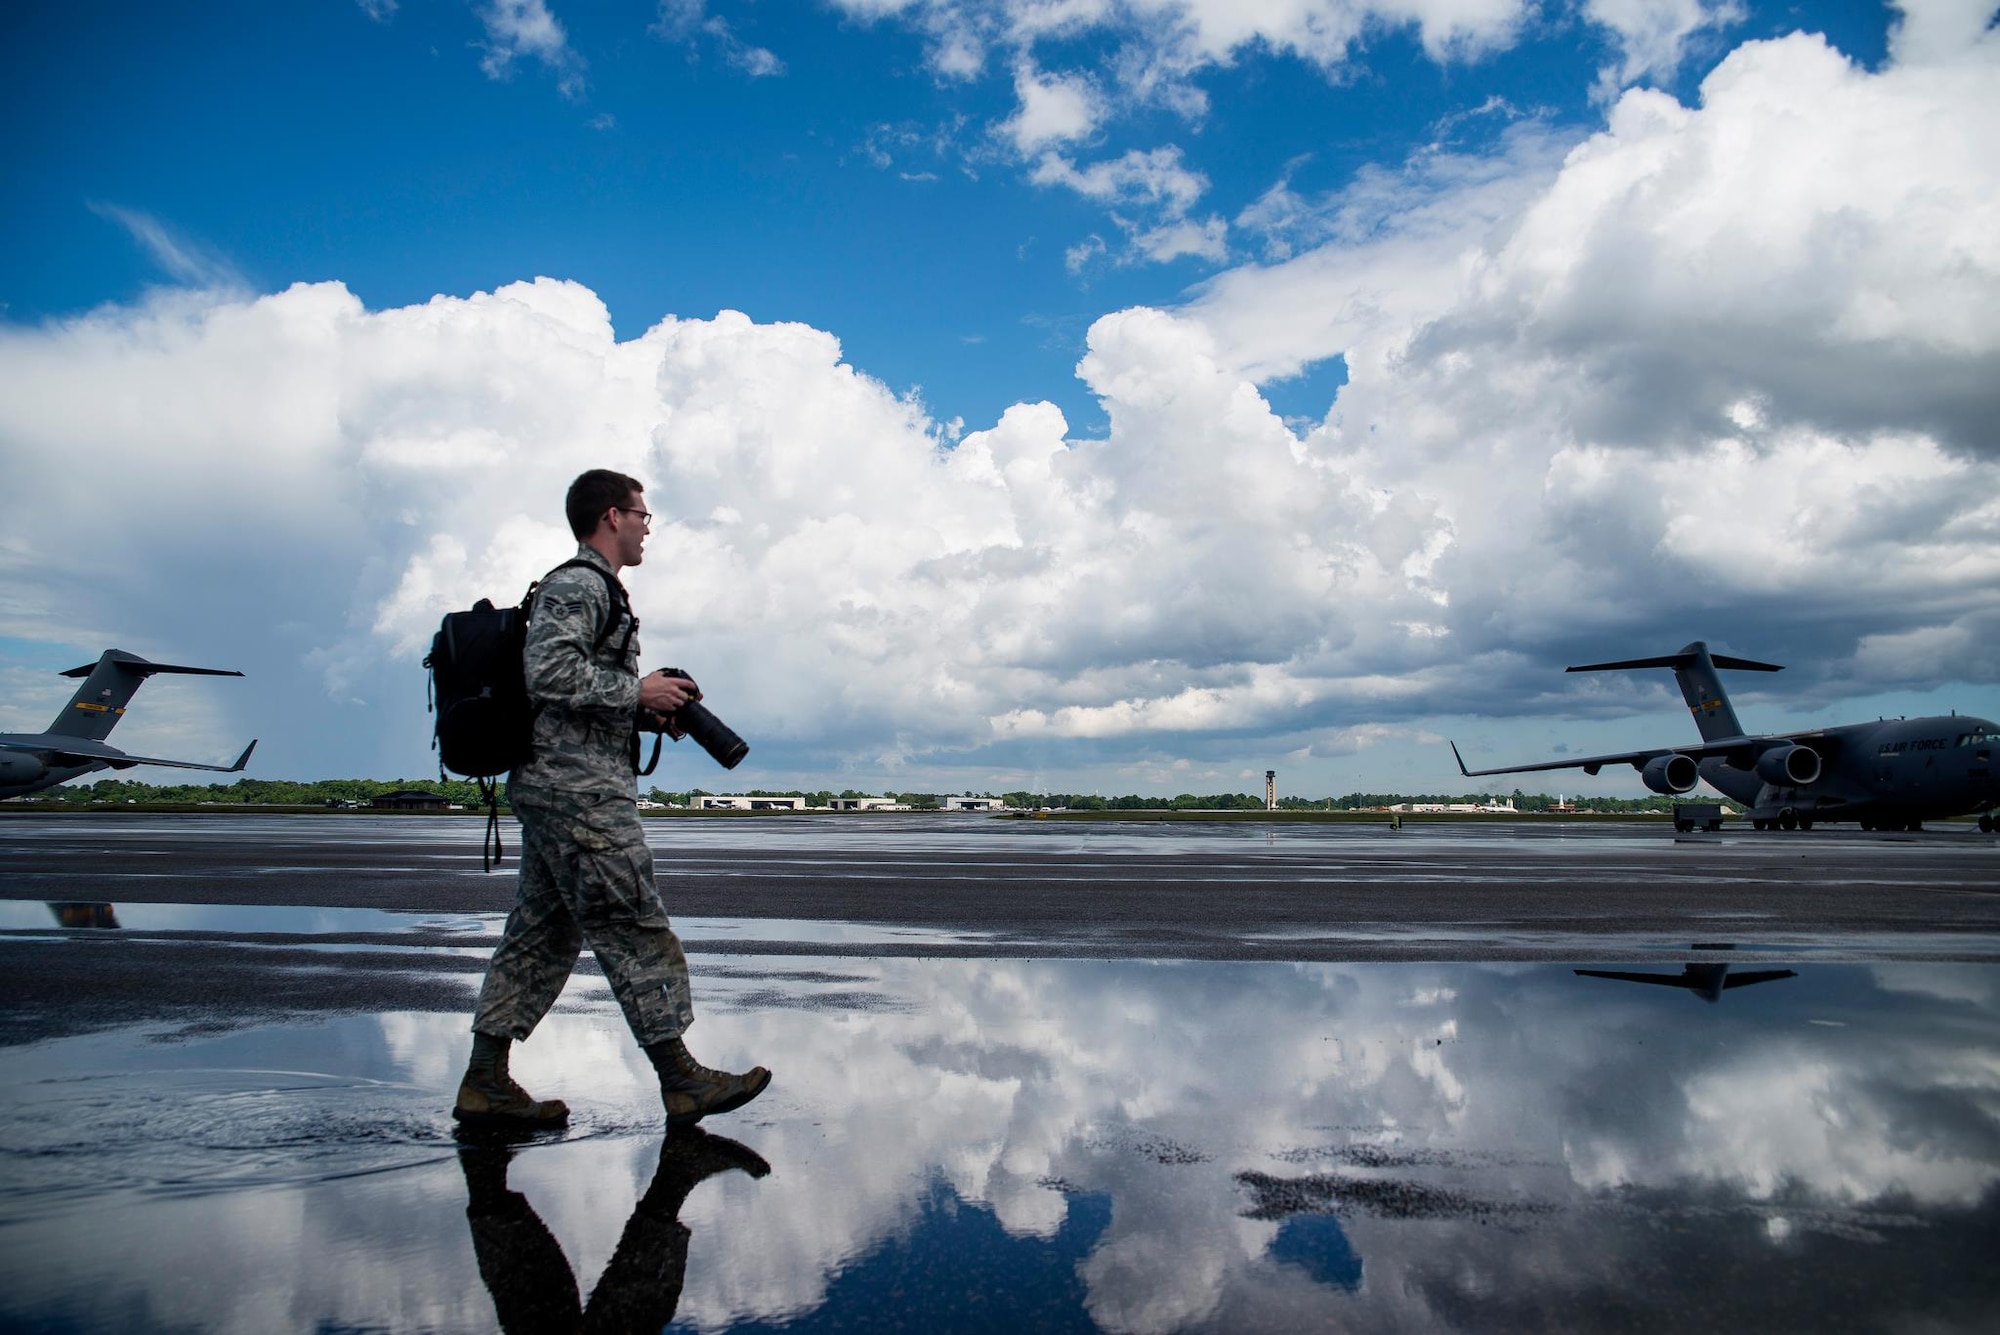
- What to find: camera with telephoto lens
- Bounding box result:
[642,669,749,770]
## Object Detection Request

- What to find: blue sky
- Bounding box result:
[1,1,1893,430]
[2,0,1996,797]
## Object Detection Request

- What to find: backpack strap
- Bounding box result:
[543,558,637,661]
[535,558,650,779]
[479,776,504,873]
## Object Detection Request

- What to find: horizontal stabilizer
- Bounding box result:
[61,650,244,679]
[1568,651,1782,674]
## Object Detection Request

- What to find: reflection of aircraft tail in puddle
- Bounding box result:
[460,1128,769,1332]
[1576,947,1796,1004]
[48,903,121,930]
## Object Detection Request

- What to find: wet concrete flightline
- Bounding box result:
[1,812,1997,1332]
[5,811,1999,947]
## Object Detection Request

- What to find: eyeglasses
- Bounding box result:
[614,507,653,530]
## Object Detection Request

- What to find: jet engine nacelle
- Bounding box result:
[1754,743,1821,787]
[0,751,49,784]
[1641,753,1699,795]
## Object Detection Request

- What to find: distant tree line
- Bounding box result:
[16,778,1679,814]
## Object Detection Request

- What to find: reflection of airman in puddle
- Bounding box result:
[460,1129,769,1334]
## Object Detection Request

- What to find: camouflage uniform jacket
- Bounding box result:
[511,544,641,797]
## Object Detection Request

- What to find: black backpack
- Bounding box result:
[425,559,637,869]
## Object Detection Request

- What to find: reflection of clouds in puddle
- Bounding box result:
[670,958,2000,1329]
[1680,1046,2000,1206]
[1866,962,2000,1008]
[377,1011,463,1093]
[3,959,1997,1332]
[672,997,1037,1325]
[31,1182,381,1335]
[1550,966,2000,1211]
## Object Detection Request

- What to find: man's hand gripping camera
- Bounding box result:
[640,670,749,770]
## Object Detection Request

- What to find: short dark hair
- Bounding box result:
[565,469,643,539]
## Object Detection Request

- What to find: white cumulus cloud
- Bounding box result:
[1584,0,1743,94]
[1002,62,1104,152]
[1030,145,1225,266]
[1189,16,2000,704]
[475,0,587,98]
[654,0,787,76]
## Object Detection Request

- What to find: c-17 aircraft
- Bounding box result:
[1452,641,1998,832]
[0,649,256,800]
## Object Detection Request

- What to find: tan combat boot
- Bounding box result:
[454,1032,569,1129]
[645,1037,771,1127]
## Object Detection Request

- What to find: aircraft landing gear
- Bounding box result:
[1778,808,1799,831]
[1980,814,1995,834]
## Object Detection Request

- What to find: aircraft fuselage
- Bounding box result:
[1698,714,1996,829]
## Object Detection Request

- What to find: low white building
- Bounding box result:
[942,796,1008,811]
[693,795,807,811]
[826,797,907,811]
[1391,798,1519,814]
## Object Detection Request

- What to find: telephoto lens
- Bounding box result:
[656,669,749,769]
[678,700,749,769]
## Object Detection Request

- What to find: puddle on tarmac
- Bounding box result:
[2,956,1997,1332]
[1,899,999,949]
[18,809,1943,863]
[0,900,496,936]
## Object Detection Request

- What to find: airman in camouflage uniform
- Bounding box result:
[455,469,770,1131]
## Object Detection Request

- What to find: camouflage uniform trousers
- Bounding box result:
[472,782,695,1046]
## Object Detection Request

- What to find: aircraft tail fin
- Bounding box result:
[1567,641,1782,744]
[46,650,245,743]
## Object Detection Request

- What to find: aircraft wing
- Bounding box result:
[1,736,259,774]
[1450,735,1797,779]
[1452,740,1696,778]
[99,739,259,774]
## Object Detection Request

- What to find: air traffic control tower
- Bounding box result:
[1265,770,1276,811]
